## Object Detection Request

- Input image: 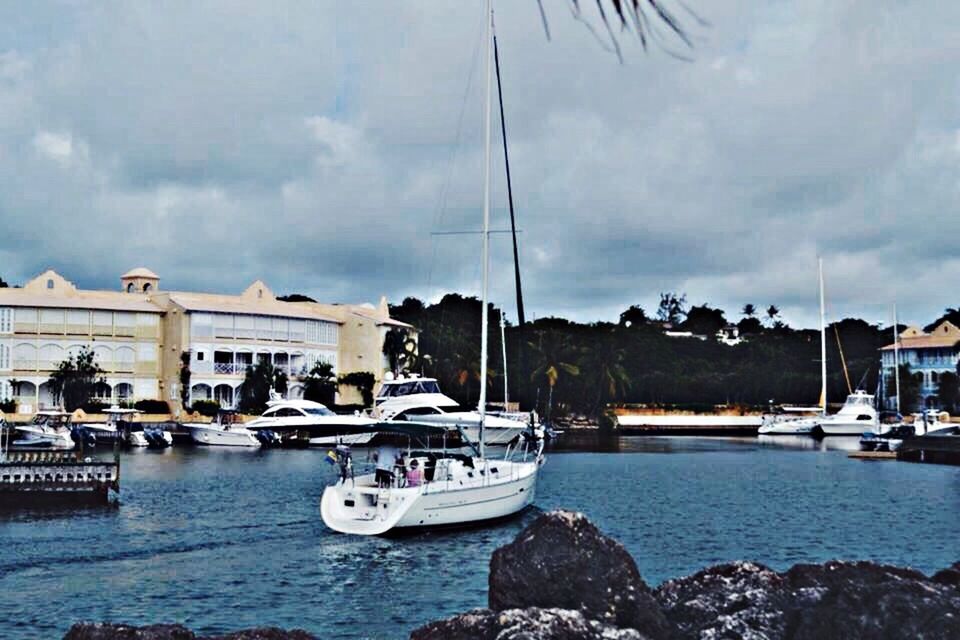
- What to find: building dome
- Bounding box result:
[121,267,159,279]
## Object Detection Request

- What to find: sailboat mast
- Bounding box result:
[819,258,827,415]
[893,302,901,415]
[478,0,493,459]
[501,312,509,407]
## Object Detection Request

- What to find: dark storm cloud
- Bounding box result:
[1,1,959,330]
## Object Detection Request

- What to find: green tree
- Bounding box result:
[0,276,8,288]
[273,369,288,395]
[578,331,631,416]
[179,351,191,411]
[682,304,727,336]
[937,370,959,413]
[276,293,316,303]
[529,331,581,416]
[656,292,687,324]
[238,360,277,414]
[742,303,756,318]
[382,327,409,376]
[47,347,106,411]
[618,305,648,327]
[303,362,338,407]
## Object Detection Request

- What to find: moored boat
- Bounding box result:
[183,410,260,447]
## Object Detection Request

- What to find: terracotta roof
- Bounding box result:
[880,321,960,351]
[0,287,163,313]
[165,292,341,323]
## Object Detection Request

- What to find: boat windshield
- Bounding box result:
[844,394,874,407]
[377,380,442,399]
[304,407,335,416]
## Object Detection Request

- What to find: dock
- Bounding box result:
[898,434,960,466]
[848,451,897,460]
[616,414,760,436]
[0,450,120,506]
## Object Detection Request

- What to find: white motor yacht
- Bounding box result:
[246,397,376,446]
[13,411,76,449]
[376,376,531,445]
[814,390,879,436]
[183,410,260,447]
[80,407,141,445]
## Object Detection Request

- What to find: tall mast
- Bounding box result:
[893,302,901,415]
[478,0,493,459]
[501,312,509,407]
[819,258,827,415]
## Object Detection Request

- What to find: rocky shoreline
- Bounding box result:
[65,510,960,639]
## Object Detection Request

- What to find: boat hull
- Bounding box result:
[184,425,260,447]
[321,461,538,535]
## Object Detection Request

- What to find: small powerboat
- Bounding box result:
[13,411,76,449]
[183,410,260,447]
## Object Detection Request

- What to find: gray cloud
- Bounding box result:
[1,1,959,332]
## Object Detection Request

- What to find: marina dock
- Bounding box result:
[0,450,119,506]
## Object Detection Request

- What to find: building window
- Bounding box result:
[143,283,152,293]
[0,308,11,334]
[191,313,213,339]
[0,343,10,370]
[127,282,135,293]
[197,352,205,361]
[46,279,54,289]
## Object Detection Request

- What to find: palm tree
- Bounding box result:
[741,303,756,318]
[579,332,631,416]
[529,331,581,419]
[382,328,408,376]
[536,1,700,62]
[765,305,780,327]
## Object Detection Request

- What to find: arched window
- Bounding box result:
[47,279,54,289]
[143,283,152,293]
[127,282,134,293]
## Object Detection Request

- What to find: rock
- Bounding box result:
[409,607,652,640]
[656,560,960,640]
[63,624,316,640]
[933,562,960,588]
[488,510,671,639]
[63,624,197,640]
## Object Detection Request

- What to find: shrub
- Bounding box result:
[0,399,16,414]
[338,371,376,407]
[134,399,170,414]
[192,399,221,417]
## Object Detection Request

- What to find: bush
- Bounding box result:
[134,399,170,414]
[338,371,376,407]
[192,399,221,417]
[0,399,16,414]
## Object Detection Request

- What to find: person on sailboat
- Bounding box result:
[374,443,398,487]
[405,459,423,488]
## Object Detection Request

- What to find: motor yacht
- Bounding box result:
[182,409,260,447]
[813,390,879,436]
[13,411,76,449]
[246,397,376,446]
[375,376,531,445]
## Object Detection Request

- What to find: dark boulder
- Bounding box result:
[488,510,672,639]
[409,607,652,640]
[657,560,960,640]
[63,624,316,640]
[933,562,960,588]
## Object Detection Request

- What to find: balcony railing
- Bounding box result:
[209,362,304,377]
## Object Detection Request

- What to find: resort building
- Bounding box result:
[880,321,960,409]
[0,268,414,413]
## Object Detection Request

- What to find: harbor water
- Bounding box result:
[1,436,958,639]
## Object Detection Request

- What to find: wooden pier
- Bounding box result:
[898,434,960,466]
[848,451,897,460]
[0,450,119,506]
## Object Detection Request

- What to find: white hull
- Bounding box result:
[460,425,526,445]
[128,431,149,447]
[321,459,538,535]
[13,426,74,449]
[817,419,876,436]
[185,424,261,447]
[308,433,376,447]
[758,417,817,435]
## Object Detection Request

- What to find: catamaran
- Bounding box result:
[320,1,543,535]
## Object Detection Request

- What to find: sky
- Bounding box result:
[1,1,959,330]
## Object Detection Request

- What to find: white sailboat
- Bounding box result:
[758,259,828,435]
[320,2,543,535]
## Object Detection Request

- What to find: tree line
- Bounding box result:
[387,293,960,419]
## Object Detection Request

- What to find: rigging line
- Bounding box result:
[427,11,483,300]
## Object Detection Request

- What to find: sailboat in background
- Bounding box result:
[758,259,828,435]
[319,1,543,535]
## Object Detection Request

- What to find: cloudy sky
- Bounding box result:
[1,1,959,330]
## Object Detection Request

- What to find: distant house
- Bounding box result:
[663,330,707,341]
[716,325,743,346]
[880,321,960,409]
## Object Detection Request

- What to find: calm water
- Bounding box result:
[2,437,959,639]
